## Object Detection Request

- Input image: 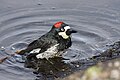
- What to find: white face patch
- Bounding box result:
[58,26,71,39]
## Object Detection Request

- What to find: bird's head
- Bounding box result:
[51,22,77,39]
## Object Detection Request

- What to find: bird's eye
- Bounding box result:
[61,28,64,32]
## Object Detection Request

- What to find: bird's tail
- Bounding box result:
[15,49,27,55]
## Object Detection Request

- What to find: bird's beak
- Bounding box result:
[66,29,77,35]
[70,29,77,33]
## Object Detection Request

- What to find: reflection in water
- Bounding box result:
[25,57,71,78]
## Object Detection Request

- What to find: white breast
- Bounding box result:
[36,44,60,59]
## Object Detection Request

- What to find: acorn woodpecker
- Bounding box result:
[18,22,77,59]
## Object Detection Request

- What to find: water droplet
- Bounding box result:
[0,46,5,51]
[76,65,79,67]
[11,47,15,50]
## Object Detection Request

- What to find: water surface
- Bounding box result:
[0,0,120,80]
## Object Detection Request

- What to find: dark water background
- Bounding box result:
[0,0,120,80]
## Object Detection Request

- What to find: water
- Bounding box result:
[0,0,120,80]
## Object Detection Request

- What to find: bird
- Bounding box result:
[17,21,77,60]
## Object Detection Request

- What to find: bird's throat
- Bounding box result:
[58,32,69,39]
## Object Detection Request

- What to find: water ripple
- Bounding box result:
[0,6,120,79]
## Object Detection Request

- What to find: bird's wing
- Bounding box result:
[27,39,41,53]
[17,39,42,55]
[21,35,57,54]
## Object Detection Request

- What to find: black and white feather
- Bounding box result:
[18,22,76,59]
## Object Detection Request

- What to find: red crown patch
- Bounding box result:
[54,22,63,28]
